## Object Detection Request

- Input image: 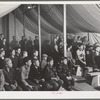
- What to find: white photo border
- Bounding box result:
[0,1,100,99]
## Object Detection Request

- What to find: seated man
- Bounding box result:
[9,49,18,70]
[18,51,28,68]
[3,58,22,91]
[0,69,5,91]
[43,57,63,91]
[29,59,44,91]
[0,48,5,69]
[57,57,74,91]
[17,57,38,91]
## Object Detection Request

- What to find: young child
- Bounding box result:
[57,57,74,91]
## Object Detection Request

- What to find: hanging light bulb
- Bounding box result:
[28,5,36,10]
[28,5,32,9]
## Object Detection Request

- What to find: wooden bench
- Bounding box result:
[72,75,97,91]
[73,82,97,91]
[87,72,100,89]
[88,72,100,76]
[72,75,86,83]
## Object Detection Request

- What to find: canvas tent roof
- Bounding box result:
[1,4,100,44]
[14,4,100,34]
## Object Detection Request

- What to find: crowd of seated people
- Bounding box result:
[51,34,100,84]
[0,33,100,91]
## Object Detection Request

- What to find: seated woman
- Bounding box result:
[3,58,22,91]
[76,43,86,77]
[85,44,97,70]
[93,46,100,71]
[57,57,74,91]
[41,54,48,71]
[0,69,5,91]
[43,57,63,91]
[66,45,76,74]
[32,49,39,60]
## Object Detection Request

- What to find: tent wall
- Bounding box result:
[1,5,100,47]
[5,13,100,45]
[0,18,2,34]
[9,13,50,43]
[2,14,9,50]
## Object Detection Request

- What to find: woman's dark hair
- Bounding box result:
[9,49,15,54]
[0,48,4,54]
[77,43,83,47]
[77,36,80,39]
[47,57,53,62]
[33,59,39,64]
[61,57,68,61]
[32,49,38,54]
[67,44,72,49]
[23,57,31,64]
[15,46,21,50]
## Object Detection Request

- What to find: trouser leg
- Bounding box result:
[47,79,60,91]
[4,85,13,91]
[15,85,22,91]
[26,80,39,91]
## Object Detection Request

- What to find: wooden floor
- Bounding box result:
[59,82,97,91]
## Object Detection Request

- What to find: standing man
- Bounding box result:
[19,36,27,52]
[34,36,39,51]
[26,37,33,57]
[10,36,18,50]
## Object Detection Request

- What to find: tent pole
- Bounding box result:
[88,32,89,42]
[63,4,67,57]
[23,5,25,37]
[14,10,16,38]
[38,4,41,61]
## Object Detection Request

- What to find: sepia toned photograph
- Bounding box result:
[0,3,100,93]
